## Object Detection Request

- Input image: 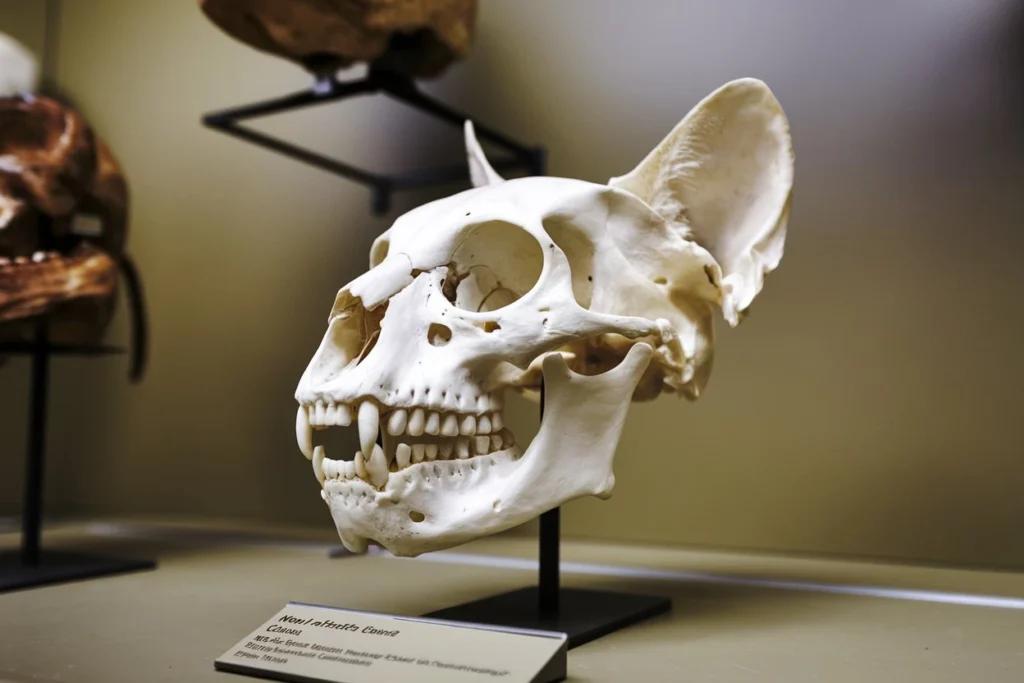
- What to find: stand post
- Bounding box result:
[538,508,560,616]
[20,322,50,566]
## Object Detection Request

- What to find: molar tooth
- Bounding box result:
[411,444,426,464]
[408,408,425,436]
[501,429,515,447]
[424,444,438,461]
[315,401,327,425]
[459,415,477,436]
[477,415,492,434]
[440,413,459,437]
[358,402,380,456]
[439,443,454,460]
[396,443,412,469]
[355,451,368,480]
[425,412,440,435]
[477,395,490,412]
[296,406,313,459]
[455,438,470,459]
[337,403,352,427]
[366,443,388,488]
[474,436,490,455]
[312,445,326,484]
[491,412,503,431]
[387,409,408,436]
[490,434,503,451]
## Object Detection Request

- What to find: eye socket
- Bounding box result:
[444,221,543,312]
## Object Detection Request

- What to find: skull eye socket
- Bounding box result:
[444,221,543,313]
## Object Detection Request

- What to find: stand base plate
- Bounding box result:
[425,586,671,649]
[0,550,156,593]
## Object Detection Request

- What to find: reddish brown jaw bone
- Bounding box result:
[0,243,116,323]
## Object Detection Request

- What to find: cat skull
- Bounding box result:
[295,78,794,557]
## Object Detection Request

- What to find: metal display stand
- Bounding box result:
[0,217,155,593]
[202,67,547,214]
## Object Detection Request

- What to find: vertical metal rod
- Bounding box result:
[21,322,50,566]
[537,381,560,615]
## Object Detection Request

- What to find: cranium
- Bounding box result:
[0,93,128,345]
[296,78,794,557]
[199,0,477,79]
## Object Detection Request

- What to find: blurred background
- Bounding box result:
[1,0,1022,569]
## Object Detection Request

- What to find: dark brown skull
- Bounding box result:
[0,94,127,345]
[199,0,478,79]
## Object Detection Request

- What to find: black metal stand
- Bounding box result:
[0,327,156,593]
[424,387,672,649]
[202,68,546,214]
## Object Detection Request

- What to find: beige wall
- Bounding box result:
[2,0,1023,569]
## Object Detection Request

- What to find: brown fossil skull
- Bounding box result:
[0,94,127,345]
[199,0,478,79]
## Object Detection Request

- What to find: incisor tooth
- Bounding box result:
[296,406,313,459]
[337,404,353,426]
[312,446,325,484]
[425,444,438,461]
[477,415,492,434]
[387,409,408,435]
[408,408,425,436]
[396,443,412,469]
[456,438,470,459]
[344,461,355,479]
[411,444,426,463]
[441,413,459,437]
[460,415,477,436]
[315,401,327,425]
[425,412,440,435]
[366,443,388,488]
[474,436,490,455]
[358,402,379,455]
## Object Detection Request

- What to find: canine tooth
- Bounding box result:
[408,408,425,436]
[491,412,503,431]
[439,442,454,460]
[296,406,313,459]
[411,444,426,464]
[441,413,459,437]
[459,415,476,436]
[355,451,368,479]
[456,438,470,459]
[337,404,352,426]
[396,443,412,469]
[358,402,379,455]
[490,434,503,451]
[312,446,326,484]
[387,409,408,435]
[366,443,388,488]
[474,436,490,455]
[477,415,492,434]
[424,444,438,461]
[425,412,440,435]
[315,401,327,425]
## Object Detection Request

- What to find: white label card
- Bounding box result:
[215,602,567,683]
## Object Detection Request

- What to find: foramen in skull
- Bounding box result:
[295,78,794,557]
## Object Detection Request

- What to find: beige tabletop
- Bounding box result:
[2,519,1024,683]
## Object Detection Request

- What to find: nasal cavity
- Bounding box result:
[427,323,452,346]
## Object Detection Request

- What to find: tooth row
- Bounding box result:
[306,400,354,428]
[386,409,504,437]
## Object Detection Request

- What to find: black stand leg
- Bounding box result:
[0,323,156,593]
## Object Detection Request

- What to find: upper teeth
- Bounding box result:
[295,397,515,490]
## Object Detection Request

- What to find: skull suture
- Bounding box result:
[296,78,794,557]
[0,93,129,345]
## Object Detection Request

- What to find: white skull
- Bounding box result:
[295,78,794,557]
